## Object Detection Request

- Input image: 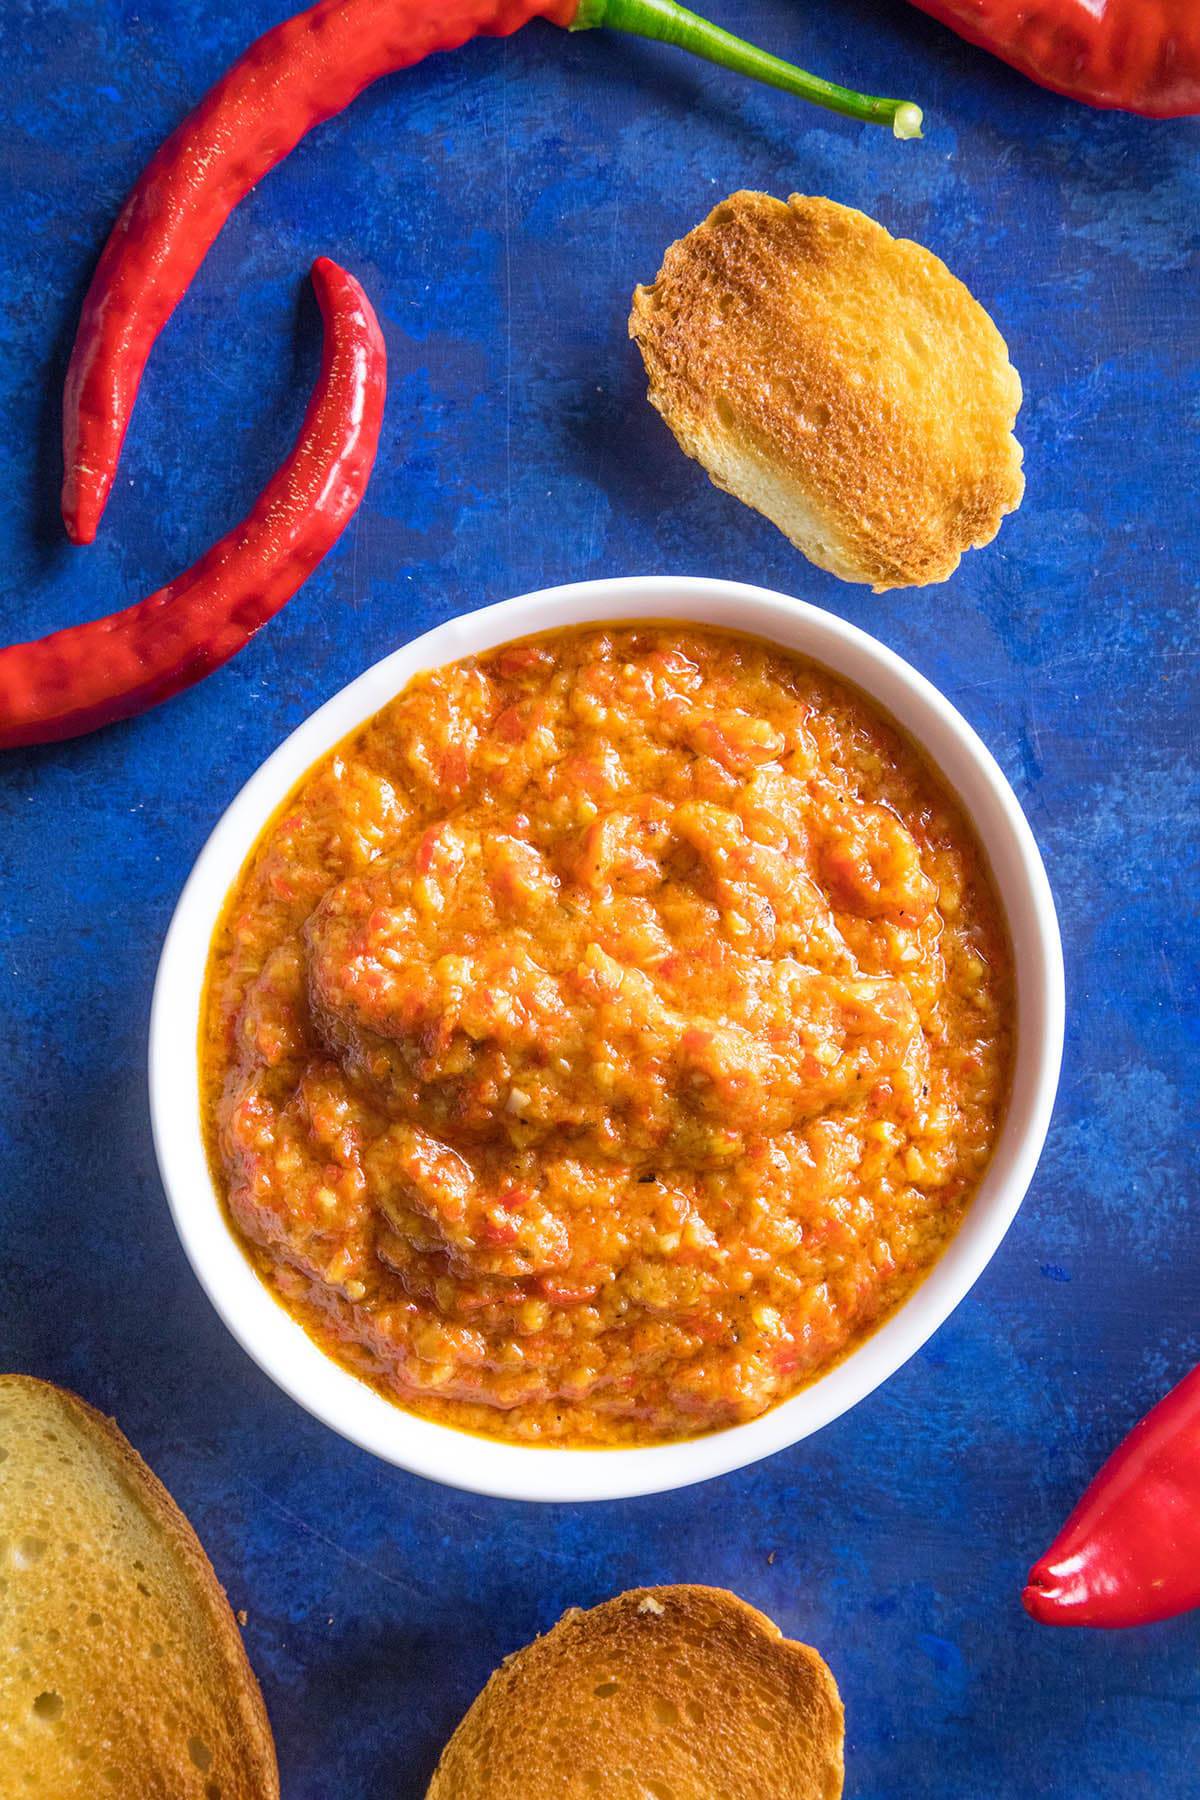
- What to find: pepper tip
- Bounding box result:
[1021,1571,1063,1626]
[61,503,96,547]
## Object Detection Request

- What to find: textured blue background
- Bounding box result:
[2,1,1198,1793]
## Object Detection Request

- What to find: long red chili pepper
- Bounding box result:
[906,0,1200,117]
[62,0,573,546]
[4,257,384,749]
[62,0,920,545]
[1024,1361,1200,1628]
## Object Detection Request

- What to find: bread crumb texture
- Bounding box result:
[630,192,1024,591]
[426,1583,844,1799]
[0,1376,278,1799]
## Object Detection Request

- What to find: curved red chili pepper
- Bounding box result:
[63,0,923,546]
[3,257,385,749]
[906,0,1200,117]
[1024,1362,1200,1628]
[61,0,574,546]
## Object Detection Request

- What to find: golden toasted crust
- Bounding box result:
[0,1375,278,1799]
[630,191,1024,591]
[426,1583,844,1799]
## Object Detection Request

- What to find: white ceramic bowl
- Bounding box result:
[150,576,1063,1502]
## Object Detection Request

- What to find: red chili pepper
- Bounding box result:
[2,257,384,749]
[1024,1362,1200,1628]
[63,0,921,544]
[906,0,1200,117]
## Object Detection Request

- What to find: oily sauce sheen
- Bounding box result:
[201,625,1013,1446]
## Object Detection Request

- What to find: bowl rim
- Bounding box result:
[149,574,1064,1502]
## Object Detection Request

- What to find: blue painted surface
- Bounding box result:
[1,1,1198,1793]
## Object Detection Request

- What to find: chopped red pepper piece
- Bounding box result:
[2,258,384,749]
[1024,1362,1200,1628]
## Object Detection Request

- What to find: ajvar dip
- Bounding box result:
[201,625,1013,1446]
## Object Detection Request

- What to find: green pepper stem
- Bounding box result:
[569,0,923,138]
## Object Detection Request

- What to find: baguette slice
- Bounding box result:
[630,191,1024,591]
[0,1375,278,1799]
[426,1583,844,1799]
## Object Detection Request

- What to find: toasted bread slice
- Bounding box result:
[0,1375,278,1799]
[630,191,1024,591]
[426,1583,844,1799]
